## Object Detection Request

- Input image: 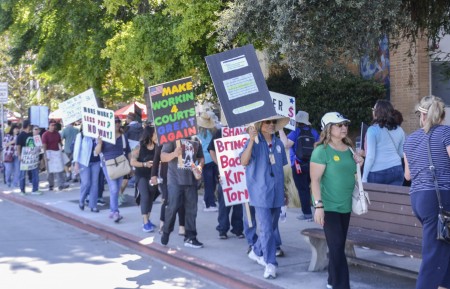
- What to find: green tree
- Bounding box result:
[215,0,450,82]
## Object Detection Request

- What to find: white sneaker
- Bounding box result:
[263,263,277,279]
[248,249,266,266]
[326,284,332,289]
[203,206,218,212]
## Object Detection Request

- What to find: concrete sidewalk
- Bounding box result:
[0,174,418,289]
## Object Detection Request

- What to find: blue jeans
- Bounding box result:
[79,162,100,209]
[291,164,312,215]
[20,168,39,192]
[101,163,123,213]
[202,162,218,208]
[252,206,281,266]
[216,184,243,234]
[411,190,450,289]
[243,205,282,248]
[4,156,20,187]
[367,165,403,186]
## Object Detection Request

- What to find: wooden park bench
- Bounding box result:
[301,183,422,279]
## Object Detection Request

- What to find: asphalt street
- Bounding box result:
[0,198,227,289]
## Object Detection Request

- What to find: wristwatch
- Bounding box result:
[314,200,323,206]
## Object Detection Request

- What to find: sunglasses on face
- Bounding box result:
[334,122,349,128]
[263,120,277,125]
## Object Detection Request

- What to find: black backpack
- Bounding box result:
[295,128,315,162]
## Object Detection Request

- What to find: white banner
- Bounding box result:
[59,88,98,125]
[30,106,49,128]
[81,106,116,144]
[0,82,8,104]
[270,91,295,130]
[214,134,249,206]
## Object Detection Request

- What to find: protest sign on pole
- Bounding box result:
[205,44,276,128]
[0,82,8,104]
[270,91,296,130]
[221,126,247,138]
[29,106,49,128]
[81,106,116,144]
[59,88,98,125]
[149,77,197,145]
[214,134,250,206]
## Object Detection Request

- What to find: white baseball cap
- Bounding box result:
[321,112,350,129]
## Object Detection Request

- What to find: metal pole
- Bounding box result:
[0,103,4,155]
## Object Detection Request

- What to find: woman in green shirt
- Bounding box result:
[310,112,363,289]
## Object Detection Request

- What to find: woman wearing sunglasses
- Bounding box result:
[310,112,363,289]
[362,99,405,185]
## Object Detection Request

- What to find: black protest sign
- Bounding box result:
[205,44,276,128]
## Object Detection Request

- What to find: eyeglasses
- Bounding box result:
[33,128,40,131]
[334,122,349,128]
[263,120,277,125]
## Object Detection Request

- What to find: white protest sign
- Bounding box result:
[214,134,249,206]
[221,126,247,138]
[81,106,116,144]
[30,106,49,128]
[0,82,8,103]
[270,91,295,130]
[59,88,98,125]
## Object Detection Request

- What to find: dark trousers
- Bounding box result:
[202,162,218,208]
[216,184,243,234]
[159,182,185,226]
[164,184,197,239]
[291,164,312,215]
[136,176,156,215]
[411,190,450,289]
[98,168,105,198]
[323,211,351,289]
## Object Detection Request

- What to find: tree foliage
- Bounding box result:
[215,0,450,83]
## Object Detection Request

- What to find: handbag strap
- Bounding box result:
[426,128,444,212]
[349,147,364,194]
[386,128,402,159]
[121,134,126,155]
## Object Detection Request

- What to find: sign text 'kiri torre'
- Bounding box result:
[149,77,197,145]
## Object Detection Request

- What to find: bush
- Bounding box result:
[267,68,385,133]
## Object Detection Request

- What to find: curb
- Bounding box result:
[2,192,283,289]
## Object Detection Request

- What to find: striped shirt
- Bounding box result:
[403,125,450,194]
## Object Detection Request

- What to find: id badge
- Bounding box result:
[269,153,276,165]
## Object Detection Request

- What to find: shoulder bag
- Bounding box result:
[349,147,370,215]
[105,135,131,180]
[427,130,450,244]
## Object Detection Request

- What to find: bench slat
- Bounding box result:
[364,201,414,216]
[350,217,422,238]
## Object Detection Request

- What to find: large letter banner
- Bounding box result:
[81,106,116,144]
[59,88,98,125]
[149,77,197,145]
[215,134,250,206]
[205,44,277,128]
[270,91,295,130]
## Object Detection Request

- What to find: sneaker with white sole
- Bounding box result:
[326,284,332,289]
[248,249,266,266]
[142,221,155,233]
[263,263,277,279]
[184,237,203,248]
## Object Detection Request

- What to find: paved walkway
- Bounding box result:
[0,173,418,289]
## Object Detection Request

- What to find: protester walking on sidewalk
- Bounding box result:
[130,126,159,233]
[279,111,320,221]
[16,120,41,195]
[3,123,20,188]
[363,100,405,185]
[403,95,450,289]
[160,138,204,248]
[240,116,289,279]
[207,128,244,239]
[43,120,69,191]
[310,112,363,289]
[197,111,219,212]
[95,117,131,223]
[153,144,185,235]
[72,128,101,213]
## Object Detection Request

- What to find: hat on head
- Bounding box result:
[255,115,290,132]
[295,111,311,125]
[196,112,216,129]
[127,112,136,120]
[321,112,350,129]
